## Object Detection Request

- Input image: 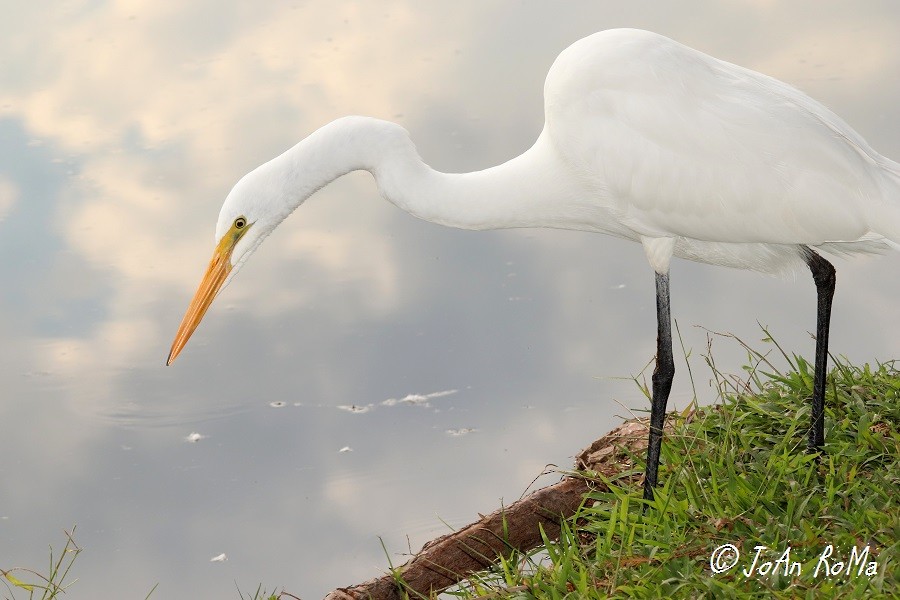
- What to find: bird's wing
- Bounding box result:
[547,30,885,246]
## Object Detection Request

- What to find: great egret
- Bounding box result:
[167,29,900,501]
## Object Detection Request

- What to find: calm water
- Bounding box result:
[2,2,899,598]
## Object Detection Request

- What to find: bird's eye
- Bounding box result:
[234,217,247,229]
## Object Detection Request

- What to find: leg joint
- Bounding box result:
[653,356,675,381]
[803,247,836,291]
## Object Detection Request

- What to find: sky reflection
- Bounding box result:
[1,2,899,598]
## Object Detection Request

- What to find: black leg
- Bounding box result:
[644,271,675,501]
[803,248,836,451]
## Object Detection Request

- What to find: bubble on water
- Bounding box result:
[337,404,372,414]
[446,428,477,437]
[382,389,458,408]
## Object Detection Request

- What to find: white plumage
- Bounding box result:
[543,30,900,271]
[205,29,900,278]
[168,28,899,500]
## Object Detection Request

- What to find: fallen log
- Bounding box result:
[324,417,663,600]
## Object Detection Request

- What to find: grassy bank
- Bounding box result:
[452,342,899,599]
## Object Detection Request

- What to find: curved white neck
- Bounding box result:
[266,116,586,231]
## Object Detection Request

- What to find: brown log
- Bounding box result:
[322,417,661,600]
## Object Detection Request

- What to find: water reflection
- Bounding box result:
[1,2,899,599]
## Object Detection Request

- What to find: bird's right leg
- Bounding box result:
[643,270,675,501]
[803,248,836,452]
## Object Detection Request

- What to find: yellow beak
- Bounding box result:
[166,235,236,365]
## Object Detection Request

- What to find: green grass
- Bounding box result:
[449,338,899,599]
[236,584,296,600]
[0,533,292,600]
[0,528,290,600]
[2,528,83,600]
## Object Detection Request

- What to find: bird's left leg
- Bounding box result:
[803,247,836,452]
[641,237,676,502]
[643,270,675,501]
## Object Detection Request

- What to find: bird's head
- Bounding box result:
[166,169,282,365]
[165,116,389,365]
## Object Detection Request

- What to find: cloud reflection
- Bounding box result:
[0,175,17,221]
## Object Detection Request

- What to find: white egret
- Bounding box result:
[167,29,900,500]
